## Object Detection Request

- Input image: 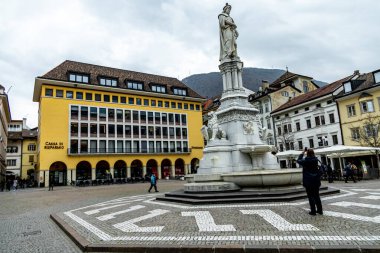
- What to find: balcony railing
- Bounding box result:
[67,147,191,155]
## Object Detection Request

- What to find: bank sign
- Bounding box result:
[44,142,64,149]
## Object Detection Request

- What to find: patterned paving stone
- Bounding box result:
[2,180,380,252]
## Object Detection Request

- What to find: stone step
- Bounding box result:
[156,188,340,205]
[166,186,318,199]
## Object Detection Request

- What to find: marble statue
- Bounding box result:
[201,125,209,142]
[208,112,219,140]
[219,3,239,61]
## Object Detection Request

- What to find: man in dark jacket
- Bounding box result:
[297,148,323,215]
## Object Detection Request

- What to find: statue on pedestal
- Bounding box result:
[219,3,239,62]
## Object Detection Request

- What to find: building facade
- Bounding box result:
[249,72,319,146]
[271,77,348,168]
[21,127,38,180]
[336,70,380,145]
[335,69,380,178]
[33,60,205,187]
[0,85,11,186]
[6,120,23,177]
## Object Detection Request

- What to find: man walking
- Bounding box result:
[148,174,159,193]
[49,175,54,191]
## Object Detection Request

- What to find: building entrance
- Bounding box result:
[49,162,67,186]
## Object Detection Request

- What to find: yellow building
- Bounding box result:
[21,127,38,180]
[33,60,205,187]
[336,69,380,146]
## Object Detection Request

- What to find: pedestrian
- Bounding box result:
[344,162,356,183]
[148,174,159,193]
[351,162,358,182]
[326,161,333,183]
[12,178,18,191]
[297,148,323,215]
[49,175,54,191]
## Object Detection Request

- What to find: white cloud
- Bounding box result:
[0,0,379,127]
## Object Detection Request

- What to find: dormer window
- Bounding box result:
[173,87,187,96]
[99,77,117,87]
[374,71,380,84]
[127,80,143,90]
[303,81,309,93]
[69,73,89,83]
[281,91,289,97]
[151,84,166,93]
[343,81,352,93]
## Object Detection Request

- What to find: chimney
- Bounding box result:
[354,70,360,75]
[22,118,29,130]
[261,80,269,90]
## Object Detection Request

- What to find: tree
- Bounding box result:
[352,114,380,178]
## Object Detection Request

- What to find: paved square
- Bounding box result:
[2,180,380,252]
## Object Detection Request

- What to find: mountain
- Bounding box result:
[182,68,327,98]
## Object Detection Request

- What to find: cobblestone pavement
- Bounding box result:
[1,180,380,252]
[0,180,184,253]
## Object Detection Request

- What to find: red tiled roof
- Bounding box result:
[40,60,204,99]
[271,74,355,114]
[270,71,312,88]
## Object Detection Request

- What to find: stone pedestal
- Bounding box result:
[185,59,302,193]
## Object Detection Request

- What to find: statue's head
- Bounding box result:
[223,3,231,14]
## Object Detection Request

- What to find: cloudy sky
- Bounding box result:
[1,0,379,127]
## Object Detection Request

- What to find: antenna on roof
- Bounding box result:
[6,86,12,94]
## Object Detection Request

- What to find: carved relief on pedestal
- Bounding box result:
[243,121,254,135]
[217,110,255,124]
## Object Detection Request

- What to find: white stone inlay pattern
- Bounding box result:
[64,211,112,241]
[97,205,145,221]
[114,209,169,232]
[110,235,380,242]
[323,211,380,223]
[182,211,236,232]
[361,195,380,200]
[84,199,143,215]
[330,201,380,210]
[240,209,319,231]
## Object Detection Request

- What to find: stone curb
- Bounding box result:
[50,213,380,253]
[50,213,89,251]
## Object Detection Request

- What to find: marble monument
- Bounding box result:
[185,3,302,192]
